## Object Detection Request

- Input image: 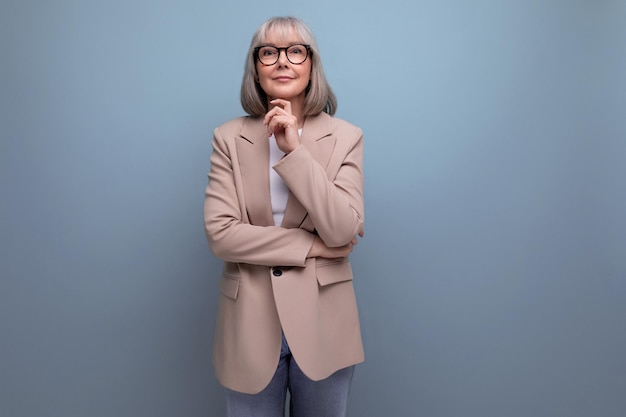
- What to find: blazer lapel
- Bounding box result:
[237,118,275,227]
[281,112,336,229]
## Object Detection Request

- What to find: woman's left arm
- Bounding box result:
[273,125,364,248]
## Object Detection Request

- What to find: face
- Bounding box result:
[255,27,312,105]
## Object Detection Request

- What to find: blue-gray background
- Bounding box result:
[1,1,625,416]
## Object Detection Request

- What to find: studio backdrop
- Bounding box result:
[1,1,625,416]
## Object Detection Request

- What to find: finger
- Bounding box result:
[267,117,286,135]
[263,106,281,126]
[269,99,292,114]
[269,115,299,134]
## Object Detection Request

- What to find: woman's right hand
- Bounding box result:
[307,231,363,259]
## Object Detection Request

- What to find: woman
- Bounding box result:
[204,16,365,417]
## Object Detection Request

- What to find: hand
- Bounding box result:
[263,99,300,154]
[307,231,363,259]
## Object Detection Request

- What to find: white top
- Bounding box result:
[268,130,301,226]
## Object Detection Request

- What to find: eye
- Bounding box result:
[288,45,305,55]
[259,47,277,57]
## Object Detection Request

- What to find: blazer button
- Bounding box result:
[272,268,282,277]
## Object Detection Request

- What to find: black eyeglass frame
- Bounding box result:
[254,44,312,66]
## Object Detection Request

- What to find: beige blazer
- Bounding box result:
[204,111,364,394]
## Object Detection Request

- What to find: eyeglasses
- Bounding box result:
[254,44,311,66]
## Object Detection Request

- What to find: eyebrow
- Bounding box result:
[258,42,305,47]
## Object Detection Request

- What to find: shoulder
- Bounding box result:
[328,115,363,152]
[214,116,251,137]
[212,116,266,147]
[310,112,363,140]
[331,116,362,138]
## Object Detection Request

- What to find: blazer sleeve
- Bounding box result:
[204,126,316,267]
[273,125,364,247]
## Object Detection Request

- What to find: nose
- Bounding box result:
[277,49,289,65]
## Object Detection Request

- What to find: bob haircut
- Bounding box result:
[240,16,337,117]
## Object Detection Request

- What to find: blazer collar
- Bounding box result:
[236,112,336,228]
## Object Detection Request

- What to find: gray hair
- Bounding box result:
[240,16,337,117]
